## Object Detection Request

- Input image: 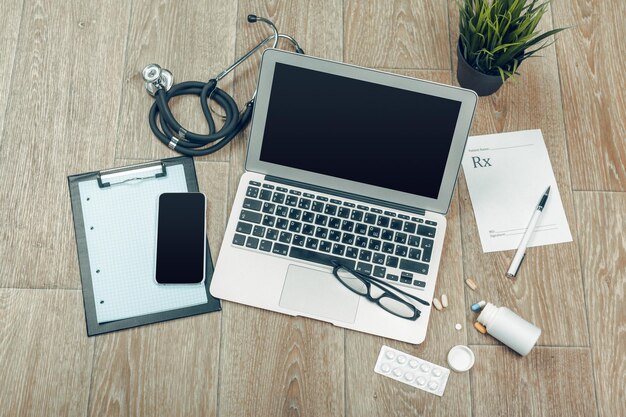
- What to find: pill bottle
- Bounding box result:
[476,303,541,356]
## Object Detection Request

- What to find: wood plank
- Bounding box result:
[469,346,597,417]
[0,289,93,416]
[552,0,626,191]
[347,181,471,417]
[447,2,588,346]
[344,0,450,69]
[0,0,23,138]
[88,159,228,417]
[574,192,626,417]
[115,0,237,163]
[216,3,345,416]
[0,0,131,288]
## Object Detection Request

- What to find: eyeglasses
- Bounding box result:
[331,261,430,320]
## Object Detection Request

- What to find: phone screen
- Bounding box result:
[155,192,206,284]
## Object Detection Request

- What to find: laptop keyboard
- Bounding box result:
[232,180,438,289]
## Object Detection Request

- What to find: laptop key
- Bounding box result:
[417,224,437,238]
[394,232,407,244]
[276,218,289,230]
[319,241,332,253]
[302,211,315,223]
[324,204,337,215]
[293,234,305,247]
[266,229,278,240]
[408,235,421,247]
[341,233,355,245]
[305,237,319,250]
[262,183,274,189]
[328,218,341,229]
[253,225,266,237]
[259,189,272,201]
[289,247,356,270]
[259,240,273,252]
[345,247,358,258]
[289,208,302,220]
[279,231,292,244]
[413,280,426,288]
[364,213,377,224]
[387,273,399,282]
[275,205,289,217]
[368,239,381,251]
[243,198,262,210]
[285,195,298,206]
[390,219,403,230]
[272,243,289,256]
[409,248,421,260]
[426,220,437,226]
[289,221,302,233]
[329,230,341,241]
[355,223,367,234]
[249,180,261,186]
[332,243,345,256]
[382,242,395,254]
[355,236,368,248]
[236,221,253,234]
[262,202,275,214]
[356,262,373,275]
[311,201,324,212]
[232,233,246,246]
[240,210,262,224]
[376,216,390,227]
[385,256,399,268]
[373,266,386,278]
[359,250,372,262]
[315,227,328,239]
[272,192,285,204]
[341,220,354,232]
[246,186,259,198]
[245,236,259,249]
[367,226,381,238]
[381,229,394,241]
[400,272,413,284]
[262,215,276,227]
[421,238,434,262]
[302,224,315,236]
[337,207,350,218]
[403,222,417,233]
[315,214,328,226]
[395,245,408,257]
[290,189,301,196]
[400,259,429,275]
[350,210,363,221]
[372,253,385,265]
[298,198,311,209]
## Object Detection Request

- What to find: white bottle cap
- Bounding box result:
[447,345,475,372]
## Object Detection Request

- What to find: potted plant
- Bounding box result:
[457,0,566,96]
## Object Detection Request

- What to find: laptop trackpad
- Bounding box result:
[279,264,360,323]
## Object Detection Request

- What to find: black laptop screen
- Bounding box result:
[259,63,462,199]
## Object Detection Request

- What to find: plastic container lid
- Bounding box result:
[447,345,475,372]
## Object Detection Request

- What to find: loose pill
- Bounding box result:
[433,297,443,310]
[471,300,486,312]
[455,323,462,331]
[474,321,487,334]
[465,278,478,291]
[441,294,448,308]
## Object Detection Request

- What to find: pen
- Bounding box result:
[506,186,551,278]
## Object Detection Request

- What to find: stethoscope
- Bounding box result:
[141,15,304,157]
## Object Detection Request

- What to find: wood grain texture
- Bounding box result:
[469,346,597,417]
[447,2,588,346]
[0,0,131,288]
[0,0,23,138]
[218,303,345,417]
[0,289,93,416]
[552,0,626,191]
[115,0,237,163]
[574,192,626,417]
[85,158,229,417]
[344,0,450,69]
[346,164,471,417]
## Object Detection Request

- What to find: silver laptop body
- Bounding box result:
[211,49,477,344]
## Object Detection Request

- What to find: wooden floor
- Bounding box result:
[0,1,623,416]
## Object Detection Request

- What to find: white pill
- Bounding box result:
[392,368,403,377]
[432,368,442,377]
[428,381,439,391]
[385,351,395,360]
[420,363,431,373]
[416,376,426,386]
[380,363,391,373]
[404,372,415,382]
[455,323,463,331]
[441,294,448,308]
[408,359,419,368]
[396,355,407,364]
[432,297,443,310]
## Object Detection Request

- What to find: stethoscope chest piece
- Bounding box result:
[142,64,174,96]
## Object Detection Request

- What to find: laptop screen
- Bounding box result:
[259,63,462,199]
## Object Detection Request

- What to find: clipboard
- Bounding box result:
[68,156,221,336]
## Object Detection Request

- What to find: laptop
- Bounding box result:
[211,49,477,344]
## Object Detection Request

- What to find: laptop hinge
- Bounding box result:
[265,175,427,216]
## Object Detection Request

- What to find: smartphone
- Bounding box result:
[155,192,206,284]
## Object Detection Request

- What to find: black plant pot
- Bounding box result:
[456,43,504,96]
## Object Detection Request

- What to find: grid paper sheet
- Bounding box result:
[78,165,208,323]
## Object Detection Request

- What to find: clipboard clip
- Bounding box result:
[97,161,167,188]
